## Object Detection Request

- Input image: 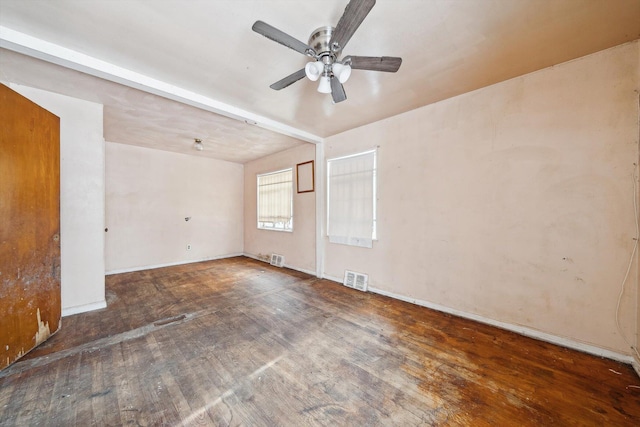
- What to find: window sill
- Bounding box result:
[258,228,293,233]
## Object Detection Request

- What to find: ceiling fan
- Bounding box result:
[252,0,402,104]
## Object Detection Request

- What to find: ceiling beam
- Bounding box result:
[0,26,323,144]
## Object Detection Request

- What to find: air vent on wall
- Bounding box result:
[270,253,284,267]
[343,270,368,292]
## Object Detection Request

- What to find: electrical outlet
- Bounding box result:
[186,244,191,250]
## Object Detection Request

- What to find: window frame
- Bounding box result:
[326,149,377,247]
[256,167,294,232]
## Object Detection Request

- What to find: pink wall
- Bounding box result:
[105,142,244,272]
[244,144,316,274]
[323,42,640,357]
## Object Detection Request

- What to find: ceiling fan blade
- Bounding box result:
[270,68,307,90]
[330,0,376,53]
[330,76,347,103]
[252,21,316,57]
[343,55,402,72]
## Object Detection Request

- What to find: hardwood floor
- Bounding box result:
[1,256,639,426]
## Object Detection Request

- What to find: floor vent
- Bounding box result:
[270,253,284,267]
[343,270,368,292]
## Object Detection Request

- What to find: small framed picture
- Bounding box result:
[296,160,314,193]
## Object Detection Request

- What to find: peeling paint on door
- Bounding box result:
[34,308,51,346]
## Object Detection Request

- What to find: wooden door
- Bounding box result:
[0,83,61,370]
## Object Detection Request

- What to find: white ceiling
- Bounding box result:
[1,0,639,163]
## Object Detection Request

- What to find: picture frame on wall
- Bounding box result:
[296,160,314,193]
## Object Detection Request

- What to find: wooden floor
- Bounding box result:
[1,257,639,426]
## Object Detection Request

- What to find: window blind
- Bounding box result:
[327,150,376,248]
[257,169,293,231]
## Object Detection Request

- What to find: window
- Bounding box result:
[327,150,377,248]
[257,168,293,231]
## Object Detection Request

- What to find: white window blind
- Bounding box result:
[327,150,376,248]
[257,168,293,231]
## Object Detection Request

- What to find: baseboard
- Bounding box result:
[366,286,633,364]
[323,274,343,284]
[62,300,107,317]
[321,273,633,364]
[633,358,640,378]
[285,265,317,277]
[242,253,318,277]
[105,253,244,275]
[243,252,271,264]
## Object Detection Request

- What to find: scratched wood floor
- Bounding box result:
[1,257,639,426]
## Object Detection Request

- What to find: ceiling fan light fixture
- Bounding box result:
[317,76,332,94]
[305,61,323,81]
[332,63,352,84]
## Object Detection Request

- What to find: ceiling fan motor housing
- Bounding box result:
[309,26,337,63]
[307,26,352,87]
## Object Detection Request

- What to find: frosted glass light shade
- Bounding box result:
[332,63,352,84]
[305,61,324,81]
[317,76,332,93]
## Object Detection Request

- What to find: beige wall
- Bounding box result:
[323,42,640,356]
[8,84,106,316]
[105,142,244,272]
[244,144,316,274]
